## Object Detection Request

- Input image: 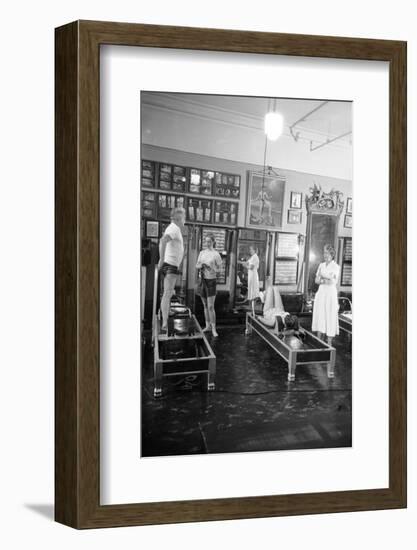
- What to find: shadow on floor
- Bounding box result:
[24,503,54,521]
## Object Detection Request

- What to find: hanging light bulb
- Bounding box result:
[264,111,284,140]
[264,98,284,141]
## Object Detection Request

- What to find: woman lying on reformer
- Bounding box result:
[256,285,300,337]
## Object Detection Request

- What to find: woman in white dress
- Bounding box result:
[312,244,340,345]
[242,245,260,315]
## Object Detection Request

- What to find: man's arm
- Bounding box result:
[158,234,172,268]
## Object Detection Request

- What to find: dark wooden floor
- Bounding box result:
[141,316,352,457]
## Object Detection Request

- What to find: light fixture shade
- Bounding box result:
[264,111,284,140]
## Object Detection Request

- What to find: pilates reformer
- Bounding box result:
[151,266,216,398]
[245,312,336,382]
[338,297,352,336]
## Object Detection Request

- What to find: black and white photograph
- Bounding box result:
[287,209,302,224]
[290,191,303,209]
[140,92,353,458]
[346,196,353,214]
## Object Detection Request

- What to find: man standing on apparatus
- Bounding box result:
[158,207,186,332]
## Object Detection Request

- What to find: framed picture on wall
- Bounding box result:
[287,210,302,224]
[346,197,352,214]
[344,214,353,228]
[56,20,406,529]
[141,159,155,187]
[246,171,286,229]
[290,191,302,209]
[141,191,157,219]
[146,220,159,239]
[215,172,241,198]
[200,169,215,195]
[145,220,159,238]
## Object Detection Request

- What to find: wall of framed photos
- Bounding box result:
[141,147,352,296]
[141,144,352,238]
[141,159,240,227]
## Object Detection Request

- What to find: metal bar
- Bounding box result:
[289,101,329,141]
[310,130,352,152]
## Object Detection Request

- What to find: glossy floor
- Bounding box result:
[141,318,352,457]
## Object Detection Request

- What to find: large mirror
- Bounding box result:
[303,185,345,297]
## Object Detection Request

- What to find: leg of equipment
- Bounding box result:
[327,348,336,379]
[208,357,216,391]
[154,360,163,398]
[288,351,296,382]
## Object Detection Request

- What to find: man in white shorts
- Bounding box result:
[158,207,186,331]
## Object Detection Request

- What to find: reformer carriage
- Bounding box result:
[151,267,216,398]
[245,312,336,382]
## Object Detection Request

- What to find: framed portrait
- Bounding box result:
[55,21,406,529]
[145,220,159,238]
[290,191,303,209]
[215,172,241,198]
[246,171,286,229]
[287,210,302,224]
[347,197,353,214]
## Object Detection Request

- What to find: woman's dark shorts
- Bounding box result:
[160,262,179,276]
[197,277,217,299]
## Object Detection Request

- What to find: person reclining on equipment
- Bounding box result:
[158,207,185,332]
[258,285,290,328]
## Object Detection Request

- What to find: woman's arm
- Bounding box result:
[314,264,322,284]
[214,253,223,272]
[195,252,203,269]
[320,271,338,284]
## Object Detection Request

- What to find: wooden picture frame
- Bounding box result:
[55,20,406,529]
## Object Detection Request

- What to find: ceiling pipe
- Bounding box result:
[289,100,330,142]
[309,130,352,152]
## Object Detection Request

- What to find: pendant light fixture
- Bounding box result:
[264,98,284,141]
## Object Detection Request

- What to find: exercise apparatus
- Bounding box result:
[245,312,336,382]
[338,297,352,336]
[151,266,216,398]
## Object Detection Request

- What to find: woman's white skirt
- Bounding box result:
[247,269,260,301]
[312,284,339,337]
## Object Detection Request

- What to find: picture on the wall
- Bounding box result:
[140,91,353,460]
[344,214,352,228]
[287,210,302,224]
[145,220,159,238]
[246,171,286,229]
[290,191,302,209]
[346,197,352,214]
